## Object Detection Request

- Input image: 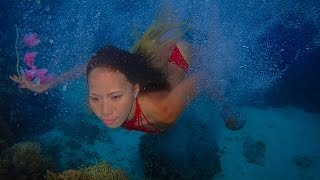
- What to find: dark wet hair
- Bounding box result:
[86,45,170,94]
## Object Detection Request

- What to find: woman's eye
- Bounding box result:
[112,95,122,100]
[90,97,99,102]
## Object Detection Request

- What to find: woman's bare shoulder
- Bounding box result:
[138,91,174,126]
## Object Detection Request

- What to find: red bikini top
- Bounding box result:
[169,45,189,72]
[121,98,165,134]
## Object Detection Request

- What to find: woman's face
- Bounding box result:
[88,68,139,128]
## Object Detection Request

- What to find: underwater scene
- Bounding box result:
[0,0,319,179]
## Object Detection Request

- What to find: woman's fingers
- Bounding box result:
[9,75,21,83]
[9,75,30,86]
[9,75,43,93]
[19,83,27,88]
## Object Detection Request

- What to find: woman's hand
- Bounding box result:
[9,75,51,93]
[220,105,246,131]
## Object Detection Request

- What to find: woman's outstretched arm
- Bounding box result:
[49,63,86,88]
[206,85,247,131]
[155,74,200,125]
[9,63,86,93]
[155,73,246,130]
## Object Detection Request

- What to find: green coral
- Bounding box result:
[0,141,53,180]
[0,142,128,180]
[46,161,128,180]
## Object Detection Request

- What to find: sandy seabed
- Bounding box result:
[39,105,320,180]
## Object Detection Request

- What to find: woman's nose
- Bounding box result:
[101,102,113,116]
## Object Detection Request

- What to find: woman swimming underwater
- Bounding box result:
[10,23,246,134]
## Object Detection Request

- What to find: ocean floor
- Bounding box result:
[36,105,320,180]
[215,106,320,180]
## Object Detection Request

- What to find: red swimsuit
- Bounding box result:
[169,45,189,72]
[121,45,189,133]
[121,98,165,134]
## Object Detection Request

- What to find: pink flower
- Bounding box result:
[23,33,40,48]
[40,74,54,84]
[35,68,48,79]
[25,68,37,81]
[23,52,36,68]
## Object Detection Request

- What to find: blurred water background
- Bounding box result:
[0,0,319,179]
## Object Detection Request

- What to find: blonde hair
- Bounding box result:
[131,22,184,73]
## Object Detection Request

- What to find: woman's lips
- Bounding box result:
[102,118,117,126]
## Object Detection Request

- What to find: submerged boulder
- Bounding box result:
[242,136,266,166]
[139,115,221,180]
[292,154,313,169]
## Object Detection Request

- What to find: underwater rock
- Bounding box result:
[219,105,246,131]
[292,154,313,169]
[242,136,266,166]
[46,161,128,180]
[139,118,221,180]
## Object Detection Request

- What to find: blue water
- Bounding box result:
[0,0,319,179]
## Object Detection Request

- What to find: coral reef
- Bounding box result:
[0,142,127,180]
[0,114,14,152]
[46,161,128,180]
[40,113,110,171]
[0,141,54,180]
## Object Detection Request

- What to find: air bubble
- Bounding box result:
[45,5,50,12]
[62,85,67,91]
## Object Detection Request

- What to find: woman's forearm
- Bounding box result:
[49,64,86,88]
